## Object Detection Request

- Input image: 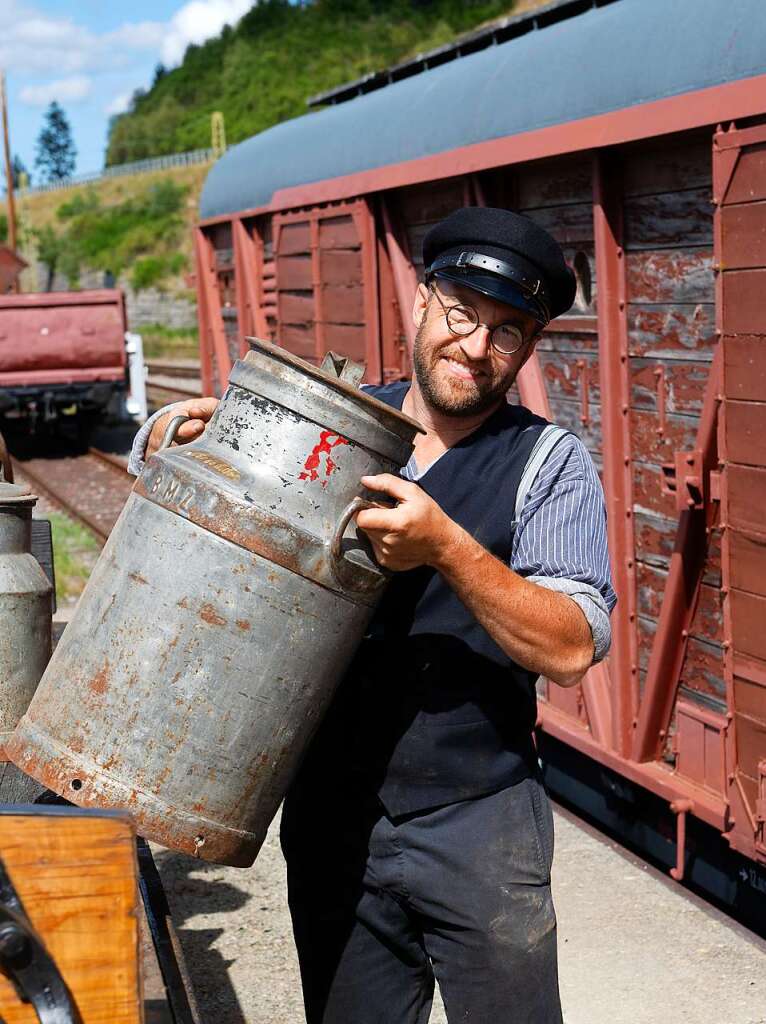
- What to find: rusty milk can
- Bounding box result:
[0,477,52,749]
[8,339,421,866]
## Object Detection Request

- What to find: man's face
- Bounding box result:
[412,280,540,418]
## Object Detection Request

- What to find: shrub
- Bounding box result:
[104,0,514,164]
[48,178,190,288]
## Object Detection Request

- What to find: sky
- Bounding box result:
[1,0,254,179]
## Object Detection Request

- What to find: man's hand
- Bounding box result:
[147,398,219,458]
[355,474,461,572]
[359,473,594,686]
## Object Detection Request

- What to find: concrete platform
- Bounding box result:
[553,806,766,1024]
[154,803,766,1023]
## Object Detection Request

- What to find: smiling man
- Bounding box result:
[130,206,615,1024]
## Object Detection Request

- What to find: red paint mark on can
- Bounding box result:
[299,430,349,487]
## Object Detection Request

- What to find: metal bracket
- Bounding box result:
[669,799,694,881]
[661,450,705,513]
[0,856,80,1023]
[756,761,766,857]
[319,350,365,388]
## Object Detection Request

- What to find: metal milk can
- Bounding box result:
[9,339,421,866]
[0,477,52,749]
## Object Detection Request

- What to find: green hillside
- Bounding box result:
[107,0,516,165]
[1,162,209,296]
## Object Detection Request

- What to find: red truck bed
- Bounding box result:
[0,289,127,385]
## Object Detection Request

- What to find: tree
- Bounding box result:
[33,225,62,291]
[35,102,76,183]
[0,155,28,195]
[11,155,28,189]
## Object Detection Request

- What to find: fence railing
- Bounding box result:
[15,148,219,198]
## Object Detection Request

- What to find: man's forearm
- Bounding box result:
[431,522,594,687]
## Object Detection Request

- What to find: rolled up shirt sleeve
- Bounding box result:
[127,403,178,477]
[511,434,616,664]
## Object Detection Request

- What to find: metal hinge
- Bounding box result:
[320,350,365,388]
[0,856,80,1023]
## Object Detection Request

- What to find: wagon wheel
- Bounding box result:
[0,429,13,483]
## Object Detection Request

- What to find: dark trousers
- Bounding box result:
[280,775,563,1024]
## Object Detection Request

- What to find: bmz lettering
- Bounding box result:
[150,472,195,512]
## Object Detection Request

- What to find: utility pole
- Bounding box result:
[0,71,18,257]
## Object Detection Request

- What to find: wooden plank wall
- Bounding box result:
[397,178,468,282]
[518,155,600,462]
[621,136,724,749]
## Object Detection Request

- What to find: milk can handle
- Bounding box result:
[158,415,192,452]
[330,496,394,591]
[0,430,12,483]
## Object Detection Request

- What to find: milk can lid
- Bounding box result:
[242,336,425,439]
[0,479,34,503]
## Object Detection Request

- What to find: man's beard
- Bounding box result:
[412,324,517,417]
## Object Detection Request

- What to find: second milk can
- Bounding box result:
[0,476,52,749]
[9,339,421,866]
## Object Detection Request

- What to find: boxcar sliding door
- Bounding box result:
[273,200,382,382]
[715,121,766,863]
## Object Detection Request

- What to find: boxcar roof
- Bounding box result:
[200,0,766,219]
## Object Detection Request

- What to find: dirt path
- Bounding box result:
[155,806,766,1024]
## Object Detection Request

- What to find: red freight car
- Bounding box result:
[0,245,26,294]
[0,289,129,434]
[192,0,766,922]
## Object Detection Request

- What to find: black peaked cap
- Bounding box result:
[422,207,576,323]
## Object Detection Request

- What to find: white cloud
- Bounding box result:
[105,92,132,117]
[161,0,252,66]
[0,0,254,113]
[20,75,92,106]
[0,1,164,79]
[0,8,94,75]
[106,22,165,52]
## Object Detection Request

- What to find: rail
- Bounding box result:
[146,357,203,403]
[13,449,133,545]
[14,148,218,199]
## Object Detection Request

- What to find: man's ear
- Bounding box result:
[412,282,430,329]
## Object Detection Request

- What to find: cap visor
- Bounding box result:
[433,268,546,325]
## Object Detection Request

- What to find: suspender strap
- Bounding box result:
[512,424,570,528]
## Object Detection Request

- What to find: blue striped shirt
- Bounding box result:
[129,404,615,663]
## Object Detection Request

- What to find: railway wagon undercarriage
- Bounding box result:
[192,0,766,920]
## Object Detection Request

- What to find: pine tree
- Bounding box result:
[11,155,28,189]
[34,102,76,183]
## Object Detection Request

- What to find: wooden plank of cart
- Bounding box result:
[0,803,200,1024]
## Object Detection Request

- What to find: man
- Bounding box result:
[130,208,615,1023]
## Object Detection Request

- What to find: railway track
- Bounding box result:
[145,357,202,404]
[13,447,134,545]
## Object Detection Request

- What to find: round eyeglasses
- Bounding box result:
[430,288,528,356]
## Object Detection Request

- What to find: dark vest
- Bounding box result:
[300,382,548,817]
